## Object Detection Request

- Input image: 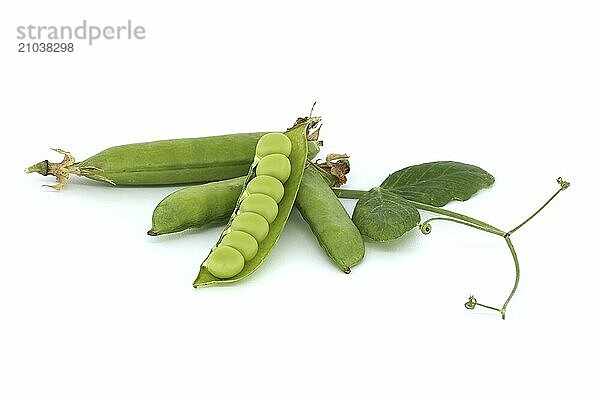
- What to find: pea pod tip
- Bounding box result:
[24,160,49,175]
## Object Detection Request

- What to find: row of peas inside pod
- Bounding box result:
[203,133,293,278]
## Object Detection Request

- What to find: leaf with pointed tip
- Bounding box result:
[352,187,420,242]
[381,161,494,207]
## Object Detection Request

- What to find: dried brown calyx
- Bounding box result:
[311,153,350,187]
[24,148,113,190]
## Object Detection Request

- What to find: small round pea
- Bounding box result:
[231,212,269,242]
[246,175,285,203]
[204,246,245,279]
[239,193,278,223]
[255,132,292,158]
[220,231,258,261]
[256,154,291,183]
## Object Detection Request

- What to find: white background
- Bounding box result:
[1,1,598,399]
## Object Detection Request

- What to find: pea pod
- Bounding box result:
[295,165,365,272]
[25,132,321,190]
[147,177,245,236]
[193,119,314,286]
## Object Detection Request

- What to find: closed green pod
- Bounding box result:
[77,133,269,186]
[26,132,321,189]
[148,177,244,236]
[296,165,365,272]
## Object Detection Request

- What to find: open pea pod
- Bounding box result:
[193,118,314,287]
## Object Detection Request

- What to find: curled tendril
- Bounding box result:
[464,294,505,317]
[557,177,570,191]
[419,216,512,319]
[465,295,477,310]
[419,223,432,235]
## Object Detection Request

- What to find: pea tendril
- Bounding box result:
[334,177,570,319]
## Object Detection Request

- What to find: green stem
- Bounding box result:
[508,177,570,235]
[333,188,505,236]
[408,200,505,236]
[332,188,366,199]
[420,215,519,319]
[420,217,498,236]
[501,236,520,319]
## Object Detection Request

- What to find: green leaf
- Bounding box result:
[352,187,420,241]
[381,161,494,207]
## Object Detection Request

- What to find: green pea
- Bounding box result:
[239,193,279,223]
[220,231,258,261]
[256,154,291,183]
[246,175,285,203]
[204,246,245,279]
[231,212,270,242]
[255,132,292,158]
